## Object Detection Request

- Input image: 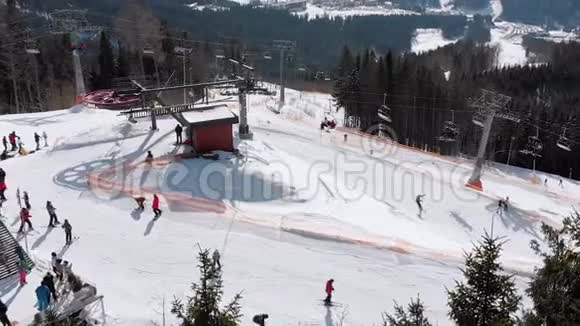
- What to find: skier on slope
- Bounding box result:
[152,194,162,218]
[0,298,11,326]
[1,136,6,152]
[46,201,60,227]
[16,188,21,208]
[415,194,425,212]
[23,191,31,210]
[497,198,505,215]
[134,196,146,210]
[324,279,335,305]
[42,131,48,147]
[18,207,33,233]
[18,259,28,286]
[62,219,73,245]
[34,132,41,150]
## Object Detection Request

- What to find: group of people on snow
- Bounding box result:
[31,252,76,313]
[134,194,162,218]
[1,131,48,159]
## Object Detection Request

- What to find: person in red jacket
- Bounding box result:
[8,132,16,152]
[18,207,33,233]
[324,279,334,305]
[152,194,161,218]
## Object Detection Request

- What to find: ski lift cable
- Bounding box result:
[519,119,580,146]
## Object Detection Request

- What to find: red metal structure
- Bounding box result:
[82,89,141,110]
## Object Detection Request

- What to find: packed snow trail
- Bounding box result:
[0,88,577,325]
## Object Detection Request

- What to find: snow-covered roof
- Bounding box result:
[183,105,239,128]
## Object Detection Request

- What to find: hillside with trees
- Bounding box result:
[332,40,580,179]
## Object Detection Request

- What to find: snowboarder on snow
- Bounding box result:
[62,219,73,245]
[18,207,33,233]
[559,178,564,188]
[324,279,334,305]
[415,194,425,212]
[42,131,48,147]
[504,197,510,212]
[1,136,6,152]
[152,194,161,218]
[0,299,11,326]
[35,283,50,312]
[23,191,30,210]
[46,201,59,227]
[175,124,183,144]
[34,132,40,150]
[135,197,146,210]
[145,151,153,164]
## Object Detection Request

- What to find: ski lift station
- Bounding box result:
[186,105,239,153]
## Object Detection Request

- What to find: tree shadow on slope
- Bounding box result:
[31,226,55,250]
[484,202,541,240]
[449,210,473,233]
[53,130,172,194]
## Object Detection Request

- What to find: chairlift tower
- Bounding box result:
[466,89,516,191]
[273,40,296,109]
[49,10,101,98]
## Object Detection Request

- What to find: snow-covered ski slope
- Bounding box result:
[0,88,578,325]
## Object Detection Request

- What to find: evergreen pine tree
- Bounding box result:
[527,212,580,326]
[172,248,242,326]
[447,233,521,326]
[383,295,433,326]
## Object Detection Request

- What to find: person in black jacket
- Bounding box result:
[62,220,73,245]
[0,299,11,326]
[34,133,41,151]
[23,191,30,210]
[174,124,183,144]
[42,272,58,302]
[46,201,59,227]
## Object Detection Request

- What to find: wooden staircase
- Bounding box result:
[0,220,35,280]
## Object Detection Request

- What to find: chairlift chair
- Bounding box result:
[472,111,485,127]
[556,128,572,151]
[520,136,543,157]
[377,104,392,123]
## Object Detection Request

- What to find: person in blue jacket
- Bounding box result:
[35,283,50,312]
